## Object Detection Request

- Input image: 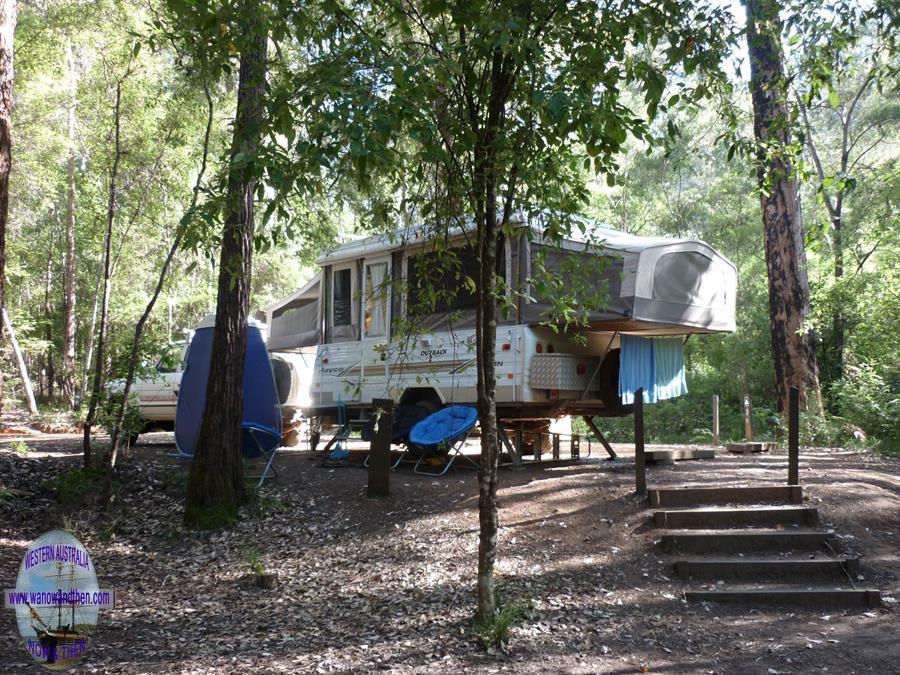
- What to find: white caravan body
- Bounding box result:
[266,217,737,421]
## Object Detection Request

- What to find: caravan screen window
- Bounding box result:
[333,268,353,327]
[530,245,619,309]
[364,261,389,337]
[407,245,479,316]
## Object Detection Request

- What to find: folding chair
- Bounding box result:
[409,405,480,477]
[242,421,282,488]
[362,404,432,469]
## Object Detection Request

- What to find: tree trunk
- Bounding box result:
[0,0,15,421]
[41,229,55,400]
[831,194,844,384]
[475,185,500,622]
[795,79,869,388]
[2,308,37,414]
[745,0,822,415]
[60,37,78,410]
[81,262,102,400]
[474,49,515,622]
[102,87,214,507]
[82,80,123,468]
[184,23,266,529]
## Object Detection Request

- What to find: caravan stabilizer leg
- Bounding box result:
[582,416,618,460]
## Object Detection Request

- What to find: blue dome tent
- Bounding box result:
[174,314,283,486]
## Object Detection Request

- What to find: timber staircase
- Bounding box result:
[649,484,882,608]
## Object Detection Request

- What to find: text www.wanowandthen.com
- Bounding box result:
[5,588,114,608]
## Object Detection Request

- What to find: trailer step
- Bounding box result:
[685,588,881,608]
[658,529,834,554]
[648,485,802,507]
[674,557,859,580]
[652,506,818,529]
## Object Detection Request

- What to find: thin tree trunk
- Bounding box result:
[795,80,869,387]
[102,87,214,506]
[745,0,822,415]
[81,263,102,399]
[61,37,78,410]
[2,308,37,414]
[474,48,515,622]
[832,193,844,384]
[82,80,123,468]
[475,188,500,622]
[41,228,55,400]
[0,0,16,421]
[110,123,177,278]
[184,21,266,529]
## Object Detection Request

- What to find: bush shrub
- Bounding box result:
[831,365,900,454]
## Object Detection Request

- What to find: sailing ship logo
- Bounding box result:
[5,530,114,669]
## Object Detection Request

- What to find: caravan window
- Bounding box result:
[407,245,479,316]
[364,261,389,337]
[332,267,353,327]
[530,244,619,309]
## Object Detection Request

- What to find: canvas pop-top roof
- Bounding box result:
[266,214,737,348]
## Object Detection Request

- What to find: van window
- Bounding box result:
[156,342,187,373]
[333,268,353,327]
[407,245,479,316]
[364,261,389,337]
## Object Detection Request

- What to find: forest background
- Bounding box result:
[1,0,897,452]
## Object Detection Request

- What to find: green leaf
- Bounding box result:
[828,88,840,109]
[548,92,567,120]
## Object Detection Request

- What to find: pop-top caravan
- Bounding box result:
[266,214,737,451]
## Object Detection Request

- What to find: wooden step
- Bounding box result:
[674,557,859,580]
[685,588,881,608]
[658,529,834,554]
[648,485,802,507]
[652,506,818,529]
[645,448,716,463]
[726,442,775,454]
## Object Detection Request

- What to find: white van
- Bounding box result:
[266,216,737,449]
[106,340,187,440]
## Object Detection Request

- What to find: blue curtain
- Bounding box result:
[654,337,688,401]
[618,335,688,404]
[619,335,655,404]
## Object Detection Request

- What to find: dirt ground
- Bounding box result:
[0,429,898,674]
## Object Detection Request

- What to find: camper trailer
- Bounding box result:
[266,216,737,446]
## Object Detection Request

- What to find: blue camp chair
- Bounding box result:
[408,405,479,477]
[174,317,283,487]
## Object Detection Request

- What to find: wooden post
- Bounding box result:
[743,394,753,441]
[711,394,720,446]
[634,387,646,497]
[367,399,393,497]
[788,386,799,486]
[2,309,38,414]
